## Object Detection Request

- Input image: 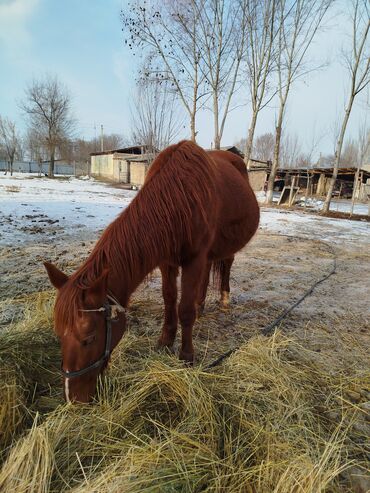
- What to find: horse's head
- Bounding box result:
[44,262,126,403]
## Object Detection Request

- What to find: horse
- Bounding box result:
[44,141,260,402]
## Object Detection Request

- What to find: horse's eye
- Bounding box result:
[81,334,96,346]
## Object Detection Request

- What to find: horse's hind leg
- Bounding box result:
[178,255,207,363]
[197,261,211,316]
[220,256,234,309]
[157,264,179,350]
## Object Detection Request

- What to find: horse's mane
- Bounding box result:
[54,140,217,334]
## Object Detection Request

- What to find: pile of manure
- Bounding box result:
[0,292,368,492]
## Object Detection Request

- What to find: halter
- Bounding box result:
[61,294,125,379]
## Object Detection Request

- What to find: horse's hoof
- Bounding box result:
[156,337,175,354]
[156,340,175,354]
[197,303,205,318]
[220,291,230,310]
[179,350,194,366]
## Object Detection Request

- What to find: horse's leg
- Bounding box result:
[220,256,234,309]
[197,260,211,316]
[178,256,206,363]
[157,264,179,350]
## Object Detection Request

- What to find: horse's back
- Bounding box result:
[142,142,259,261]
[207,150,248,178]
[145,141,217,187]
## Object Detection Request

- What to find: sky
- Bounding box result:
[0,0,368,160]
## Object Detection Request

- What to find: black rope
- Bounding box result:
[205,237,337,370]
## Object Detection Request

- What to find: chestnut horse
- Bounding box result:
[44,141,259,402]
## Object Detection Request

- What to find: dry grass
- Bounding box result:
[0,292,368,492]
[4,185,21,193]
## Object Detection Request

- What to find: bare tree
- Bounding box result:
[20,75,75,177]
[340,139,359,166]
[253,132,275,162]
[130,80,183,157]
[0,116,22,176]
[122,1,208,142]
[323,0,370,212]
[280,133,302,168]
[243,0,277,165]
[122,0,247,148]
[59,134,128,164]
[196,0,248,149]
[101,134,128,151]
[350,124,369,215]
[266,0,333,204]
[25,128,47,175]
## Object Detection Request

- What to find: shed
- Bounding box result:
[247,158,271,192]
[90,145,156,187]
[277,166,370,199]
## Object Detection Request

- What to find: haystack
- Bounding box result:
[0,292,368,492]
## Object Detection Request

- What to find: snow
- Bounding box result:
[296,197,369,216]
[259,207,370,244]
[0,173,369,247]
[256,190,368,215]
[0,173,136,245]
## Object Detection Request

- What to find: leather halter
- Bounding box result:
[61,295,125,379]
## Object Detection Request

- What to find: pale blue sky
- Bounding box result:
[0,0,368,159]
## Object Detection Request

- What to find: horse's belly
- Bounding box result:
[209,219,255,259]
[209,190,259,260]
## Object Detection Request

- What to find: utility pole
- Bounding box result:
[100,124,104,152]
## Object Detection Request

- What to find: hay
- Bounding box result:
[0,292,60,458]
[0,369,26,452]
[0,293,368,492]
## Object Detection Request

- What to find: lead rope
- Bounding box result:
[205,235,337,370]
[107,293,125,319]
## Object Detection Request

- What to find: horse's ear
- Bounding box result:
[44,262,69,290]
[84,269,109,306]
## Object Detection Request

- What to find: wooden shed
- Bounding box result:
[90,146,156,187]
[247,158,271,192]
[276,166,370,199]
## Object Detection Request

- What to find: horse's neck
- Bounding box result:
[101,202,165,307]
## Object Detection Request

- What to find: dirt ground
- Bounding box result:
[1,204,369,489]
[1,207,369,377]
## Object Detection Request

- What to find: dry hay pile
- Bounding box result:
[0,292,369,492]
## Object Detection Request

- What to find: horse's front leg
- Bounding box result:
[157,264,179,350]
[178,255,207,364]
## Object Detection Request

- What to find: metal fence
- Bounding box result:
[0,161,90,176]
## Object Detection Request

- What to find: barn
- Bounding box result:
[90,145,157,187]
[276,165,370,199]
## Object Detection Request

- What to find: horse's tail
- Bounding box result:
[211,259,227,291]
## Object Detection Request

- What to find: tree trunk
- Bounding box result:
[266,107,284,204]
[244,111,258,170]
[322,98,354,212]
[213,92,221,150]
[49,148,55,178]
[190,113,196,143]
[10,159,13,176]
[350,167,361,216]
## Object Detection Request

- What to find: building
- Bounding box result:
[90,145,156,187]
[276,165,370,200]
[247,158,272,192]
